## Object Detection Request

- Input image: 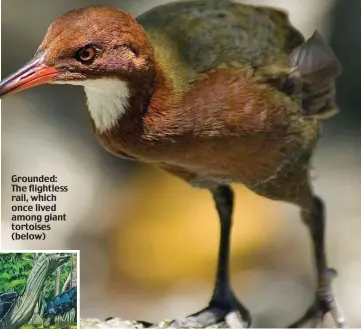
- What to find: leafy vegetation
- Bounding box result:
[0,253,32,292]
[0,253,73,304]
[20,325,77,329]
[0,253,77,327]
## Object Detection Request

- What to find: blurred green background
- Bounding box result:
[1,0,361,327]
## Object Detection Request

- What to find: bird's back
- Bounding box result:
[137,0,304,78]
[43,287,77,319]
[0,292,18,321]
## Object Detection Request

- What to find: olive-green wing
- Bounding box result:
[138,0,341,118]
[137,0,303,74]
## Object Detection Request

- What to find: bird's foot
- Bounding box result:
[171,293,251,328]
[289,268,347,328]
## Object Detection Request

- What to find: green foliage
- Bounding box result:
[0,253,77,325]
[9,278,27,288]
[19,324,77,329]
[42,258,73,302]
[0,253,34,293]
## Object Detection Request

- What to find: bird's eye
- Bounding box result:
[75,45,98,64]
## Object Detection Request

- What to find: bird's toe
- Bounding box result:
[171,297,250,328]
[289,292,347,328]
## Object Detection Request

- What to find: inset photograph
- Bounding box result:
[0,251,78,329]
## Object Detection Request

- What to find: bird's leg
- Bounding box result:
[172,185,251,328]
[290,196,347,328]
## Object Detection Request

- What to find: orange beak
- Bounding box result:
[0,53,59,97]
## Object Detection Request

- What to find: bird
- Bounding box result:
[43,286,77,326]
[0,0,344,327]
[0,292,19,321]
[0,254,70,329]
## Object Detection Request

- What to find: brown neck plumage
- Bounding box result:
[94,57,177,160]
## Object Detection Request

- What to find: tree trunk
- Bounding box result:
[27,253,42,326]
[71,254,77,288]
[0,254,68,329]
[62,272,71,292]
[55,267,61,296]
[27,299,43,326]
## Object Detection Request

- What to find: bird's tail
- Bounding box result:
[289,30,342,120]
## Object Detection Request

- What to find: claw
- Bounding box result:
[225,310,246,329]
[171,296,251,329]
[288,292,347,328]
[330,300,347,328]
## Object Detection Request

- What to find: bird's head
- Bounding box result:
[0,6,156,132]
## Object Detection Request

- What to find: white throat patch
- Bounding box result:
[54,78,130,133]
